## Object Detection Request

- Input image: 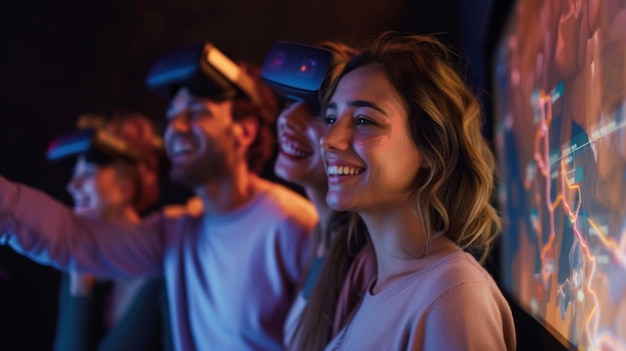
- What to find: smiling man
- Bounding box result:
[0,44,317,350]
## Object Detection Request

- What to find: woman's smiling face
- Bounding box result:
[320,63,423,214]
[67,156,132,218]
[274,101,328,191]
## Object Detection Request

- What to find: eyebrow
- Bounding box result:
[327,100,389,117]
[167,101,211,115]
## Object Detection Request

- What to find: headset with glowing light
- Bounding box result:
[145,42,262,107]
[46,115,163,165]
[47,128,140,165]
[260,41,346,115]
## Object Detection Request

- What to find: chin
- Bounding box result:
[170,165,193,184]
[275,168,302,185]
[325,194,351,212]
[274,156,297,173]
[169,165,213,189]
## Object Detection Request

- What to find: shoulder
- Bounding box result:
[251,181,317,258]
[142,197,201,232]
[159,196,203,219]
[428,252,505,302]
[412,254,515,350]
[258,180,318,228]
[418,252,512,322]
[429,251,495,285]
[397,251,505,314]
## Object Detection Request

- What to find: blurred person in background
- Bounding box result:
[260,40,376,350]
[50,113,173,351]
[0,45,316,350]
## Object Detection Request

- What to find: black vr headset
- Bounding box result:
[146,42,262,107]
[260,41,346,115]
[47,127,142,165]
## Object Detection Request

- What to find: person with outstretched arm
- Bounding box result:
[0,43,317,351]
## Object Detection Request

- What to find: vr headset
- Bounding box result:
[260,41,346,114]
[47,128,142,165]
[146,42,262,106]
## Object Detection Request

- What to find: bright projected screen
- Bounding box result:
[492,1,626,350]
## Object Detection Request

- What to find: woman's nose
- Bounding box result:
[320,118,351,152]
[278,104,308,132]
[67,175,82,195]
[168,112,191,133]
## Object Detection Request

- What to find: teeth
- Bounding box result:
[281,141,312,157]
[170,140,195,155]
[72,197,88,206]
[327,165,363,176]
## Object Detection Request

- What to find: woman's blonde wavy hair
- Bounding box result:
[321,31,502,263]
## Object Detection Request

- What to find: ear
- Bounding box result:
[118,177,137,205]
[234,116,259,151]
[112,166,137,205]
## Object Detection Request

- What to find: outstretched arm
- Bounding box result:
[0,176,164,278]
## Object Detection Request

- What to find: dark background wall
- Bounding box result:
[0,1,565,350]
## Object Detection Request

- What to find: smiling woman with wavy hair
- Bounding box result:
[315,32,516,351]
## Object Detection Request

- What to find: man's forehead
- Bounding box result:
[171,87,205,104]
[169,87,229,108]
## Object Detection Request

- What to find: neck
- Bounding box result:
[120,207,141,223]
[194,167,264,215]
[359,203,431,294]
[304,185,333,256]
[304,185,332,233]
